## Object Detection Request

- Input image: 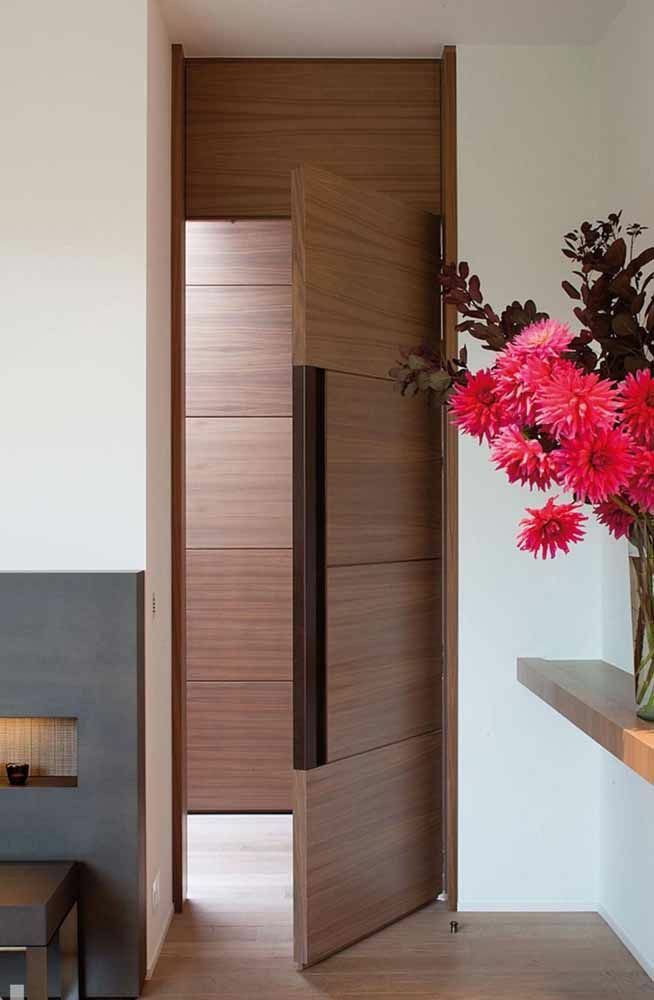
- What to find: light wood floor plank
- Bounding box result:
[144,815,654,999]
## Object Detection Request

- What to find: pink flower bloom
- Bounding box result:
[517,496,587,559]
[510,319,574,359]
[494,352,567,426]
[594,498,635,540]
[555,427,635,503]
[620,369,654,448]
[450,368,507,443]
[536,362,620,440]
[491,426,557,490]
[628,447,654,513]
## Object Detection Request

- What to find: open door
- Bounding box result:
[292,165,443,967]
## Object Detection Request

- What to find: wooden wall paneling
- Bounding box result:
[171,42,187,914]
[327,560,442,761]
[292,164,440,378]
[186,220,292,285]
[186,417,292,548]
[186,59,441,218]
[187,682,292,811]
[187,550,292,681]
[441,45,459,913]
[293,731,442,967]
[326,371,441,566]
[186,285,292,417]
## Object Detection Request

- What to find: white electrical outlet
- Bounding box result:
[152,872,161,911]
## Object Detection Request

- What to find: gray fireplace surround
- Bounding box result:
[0,572,145,997]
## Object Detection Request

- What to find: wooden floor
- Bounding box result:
[145,814,654,999]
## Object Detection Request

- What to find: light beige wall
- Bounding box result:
[146,0,173,973]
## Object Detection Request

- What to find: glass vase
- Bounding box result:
[629,521,654,721]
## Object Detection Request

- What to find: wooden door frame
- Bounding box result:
[441,45,459,912]
[170,48,459,914]
[171,42,187,913]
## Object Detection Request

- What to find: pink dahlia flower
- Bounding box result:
[517,496,586,559]
[536,362,620,440]
[450,369,507,443]
[509,319,574,359]
[491,426,557,490]
[628,447,654,513]
[594,498,635,540]
[555,427,635,503]
[620,369,654,448]
[494,353,562,426]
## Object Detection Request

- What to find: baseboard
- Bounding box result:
[146,903,174,980]
[458,898,597,912]
[599,905,654,981]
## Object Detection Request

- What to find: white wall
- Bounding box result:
[146,0,173,973]
[0,0,173,975]
[597,0,654,977]
[0,0,147,570]
[457,45,603,910]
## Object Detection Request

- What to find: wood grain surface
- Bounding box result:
[186,59,441,218]
[326,370,441,566]
[292,165,440,378]
[186,220,291,285]
[186,417,292,548]
[187,550,292,681]
[518,657,654,784]
[293,731,442,967]
[186,285,292,416]
[187,682,292,811]
[326,560,441,761]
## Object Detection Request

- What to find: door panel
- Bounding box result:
[293,165,442,967]
[186,285,292,417]
[326,371,441,565]
[293,165,440,377]
[186,219,292,285]
[327,561,441,762]
[187,550,292,681]
[187,681,292,811]
[186,417,292,548]
[294,731,441,967]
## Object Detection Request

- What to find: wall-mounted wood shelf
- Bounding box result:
[518,658,654,784]
[0,776,77,789]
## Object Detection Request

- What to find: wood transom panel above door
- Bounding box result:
[186,60,441,218]
[293,164,440,379]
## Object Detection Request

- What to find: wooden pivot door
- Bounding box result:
[292,165,443,967]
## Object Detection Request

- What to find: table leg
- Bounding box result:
[59,902,79,1000]
[26,947,48,1000]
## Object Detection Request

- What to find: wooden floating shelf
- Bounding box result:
[518,658,654,785]
[0,776,77,789]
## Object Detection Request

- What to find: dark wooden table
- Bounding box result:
[0,862,80,1000]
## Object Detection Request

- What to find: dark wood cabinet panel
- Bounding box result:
[187,550,292,681]
[326,371,441,566]
[327,560,441,762]
[187,681,292,811]
[186,286,292,416]
[186,417,292,548]
[294,731,441,966]
[293,166,440,379]
[186,220,292,285]
[186,60,441,218]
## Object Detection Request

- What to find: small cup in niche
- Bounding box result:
[6,763,29,786]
